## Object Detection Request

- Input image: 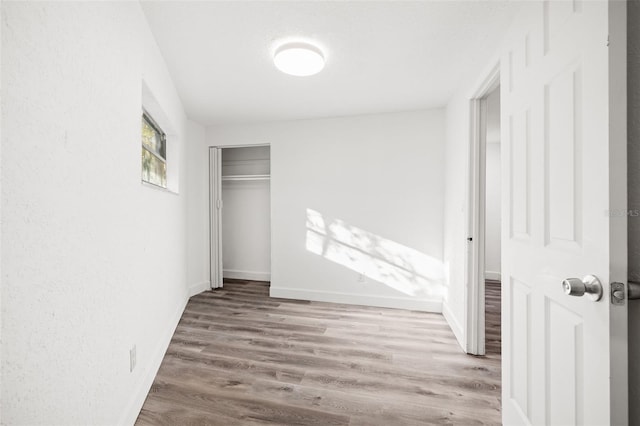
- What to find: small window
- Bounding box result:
[141,111,167,188]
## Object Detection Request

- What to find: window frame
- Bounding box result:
[141,110,168,188]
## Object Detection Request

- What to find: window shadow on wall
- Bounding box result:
[305,208,444,298]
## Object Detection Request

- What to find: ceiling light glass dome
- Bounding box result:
[274,43,325,76]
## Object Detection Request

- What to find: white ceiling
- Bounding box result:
[141,1,519,126]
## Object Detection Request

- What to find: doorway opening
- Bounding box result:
[483,86,501,356]
[209,145,271,289]
[465,67,501,356]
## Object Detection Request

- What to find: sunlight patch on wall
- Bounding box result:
[305,208,444,298]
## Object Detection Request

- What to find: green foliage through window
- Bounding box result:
[141,112,167,188]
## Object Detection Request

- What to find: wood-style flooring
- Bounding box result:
[484,280,502,356]
[136,280,501,425]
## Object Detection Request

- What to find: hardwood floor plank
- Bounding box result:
[172,324,448,360]
[137,398,250,426]
[180,312,328,335]
[174,329,394,362]
[149,379,350,426]
[162,347,306,385]
[485,280,502,356]
[136,279,501,425]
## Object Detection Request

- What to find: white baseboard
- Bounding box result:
[189,281,210,297]
[118,296,187,426]
[223,269,270,282]
[269,287,441,313]
[485,271,502,281]
[442,301,465,352]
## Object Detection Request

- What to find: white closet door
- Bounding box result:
[209,147,223,289]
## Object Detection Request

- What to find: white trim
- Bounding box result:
[141,180,178,195]
[468,63,501,99]
[209,144,272,291]
[442,301,465,351]
[118,296,187,426]
[465,63,501,356]
[270,287,441,313]
[210,143,271,149]
[484,271,502,282]
[189,281,210,297]
[466,97,487,356]
[223,269,271,282]
[209,148,223,289]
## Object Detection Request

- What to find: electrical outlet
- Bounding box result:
[130,345,137,372]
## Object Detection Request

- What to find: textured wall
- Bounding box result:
[2,2,192,424]
[186,120,209,296]
[628,0,640,423]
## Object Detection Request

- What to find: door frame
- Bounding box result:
[465,63,500,356]
[209,147,223,289]
[208,143,272,290]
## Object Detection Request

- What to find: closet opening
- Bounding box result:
[209,145,271,289]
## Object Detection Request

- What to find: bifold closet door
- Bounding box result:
[209,147,223,289]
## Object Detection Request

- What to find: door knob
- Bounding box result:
[562,275,603,301]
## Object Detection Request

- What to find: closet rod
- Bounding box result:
[221,174,270,181]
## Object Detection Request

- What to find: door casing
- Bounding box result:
[209,143,272,290]
[466,64,500,356]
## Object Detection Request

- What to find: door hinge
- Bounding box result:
[217,199,223,209]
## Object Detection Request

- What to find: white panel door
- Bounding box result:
[501,1,627,425]
[209,147,223,289]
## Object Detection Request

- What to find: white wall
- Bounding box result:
[186,121,210,296]
[221,147,271,281]
[1,2,198,424]
[207,110,446,312]
[485,143,501,280]
[484,88,501,281]
[628,0,640,423]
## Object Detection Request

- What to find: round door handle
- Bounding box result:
[562,275,603,301]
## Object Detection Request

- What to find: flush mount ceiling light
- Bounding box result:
[273,43,325,76]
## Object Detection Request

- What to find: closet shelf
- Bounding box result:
[221,174,270,181]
